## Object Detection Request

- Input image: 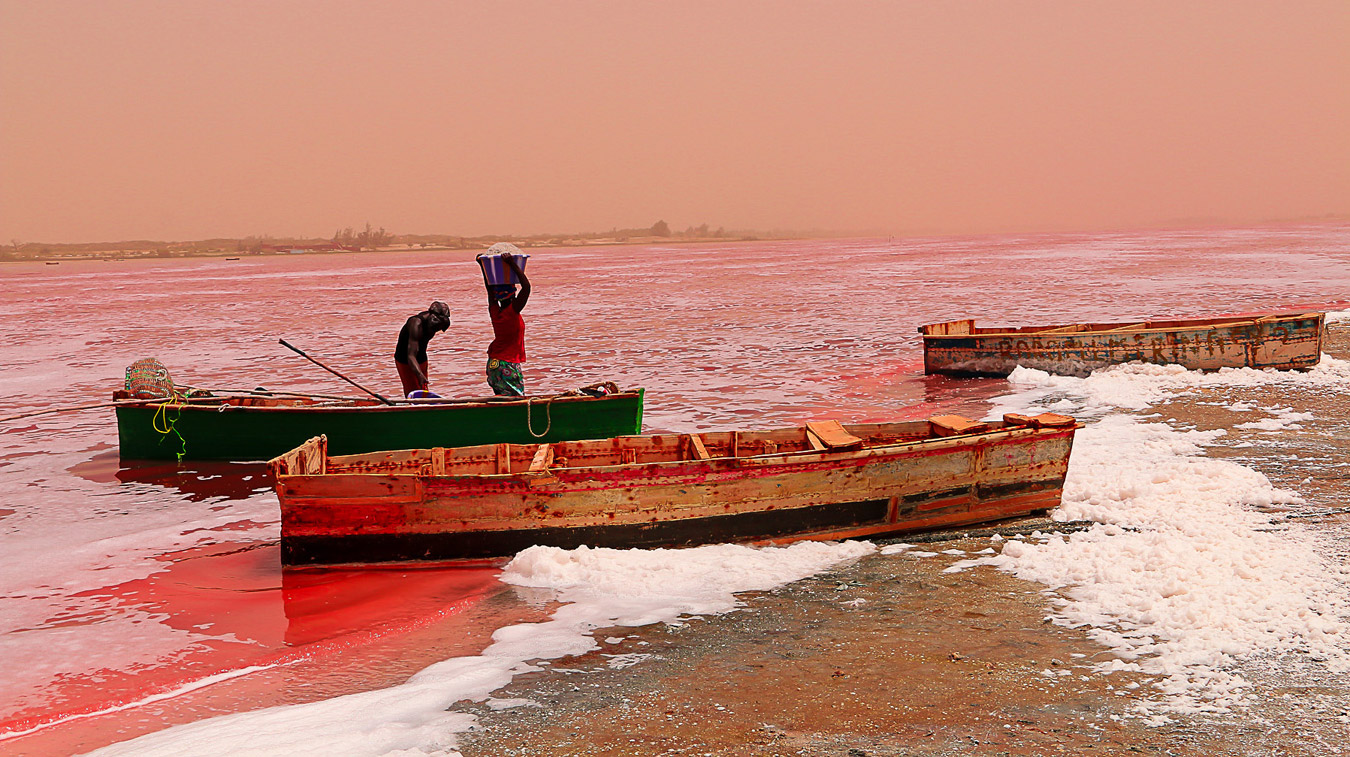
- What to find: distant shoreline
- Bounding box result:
[7,217,1348,264]
[0,234,811,264]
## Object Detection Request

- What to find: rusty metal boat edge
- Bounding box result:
[918,312,1326,377]
[269,414,1081,567]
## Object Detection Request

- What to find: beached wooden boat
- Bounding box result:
[270,413,1080,566]
[115,389,645,461]
[919,312,1325,377]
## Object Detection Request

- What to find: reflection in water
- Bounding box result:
[70,450,271,501]
[0,541,503,743]
[280,563,508,647]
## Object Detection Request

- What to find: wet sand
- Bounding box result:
[455,328,1350,757]
[459,536,1195,756]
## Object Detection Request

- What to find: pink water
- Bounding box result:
[1,226,1347,754]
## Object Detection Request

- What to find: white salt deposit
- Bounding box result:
[992,355,1350,415]
[85,540,873,757]
[483,698,538,711]
[1232,406,1314,432]
[602,653,651,669]
[878,543,915,554]
[956,359,1350,721]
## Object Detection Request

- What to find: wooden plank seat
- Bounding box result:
[1003,412,1077,429]
[805,420,864,450]
[529,443,553,472]
[686,434,712,460]
[929,415,988,437]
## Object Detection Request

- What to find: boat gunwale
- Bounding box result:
[280,421,1080,485]
[114,389,644,413]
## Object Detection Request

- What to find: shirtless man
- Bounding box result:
[395,301,451,397]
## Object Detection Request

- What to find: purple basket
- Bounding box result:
[476,253,530,286]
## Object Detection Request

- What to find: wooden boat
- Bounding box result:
[918,312,1325,377]
[270,413,1080,566]
[115,389,645,461]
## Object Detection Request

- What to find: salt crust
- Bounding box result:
[84,541,873,757]
[954,357,1350,722]
[992,355,1350,414]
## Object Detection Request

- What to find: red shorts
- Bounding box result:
[396,360,428,397]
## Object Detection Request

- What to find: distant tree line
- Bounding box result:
[1,219,771,261]
[333,223,393,250]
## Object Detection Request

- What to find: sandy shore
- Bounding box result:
[457,532,1200,756]
[454,327,1350,757]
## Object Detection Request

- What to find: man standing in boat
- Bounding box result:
[484,248,530,396]
[394,301,452,397]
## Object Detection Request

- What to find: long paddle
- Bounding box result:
[278,339,394,405]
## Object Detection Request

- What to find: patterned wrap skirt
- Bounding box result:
[487,357,525,396]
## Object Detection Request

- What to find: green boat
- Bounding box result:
[114,389,645,461]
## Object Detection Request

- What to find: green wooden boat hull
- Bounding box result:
[116,390,645,461]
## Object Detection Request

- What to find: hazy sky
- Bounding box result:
[2,0,1347,243]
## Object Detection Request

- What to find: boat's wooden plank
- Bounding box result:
[918,319,974,336]
[1001,413,1077,430]
[929,415,987,437]
[1032,413,1076,428]
[278,473,419,500]
[804,420,864,450]
[529,443,553,472]
[268,435,327,477]
[688,434,711,460]
[496,443,511,474]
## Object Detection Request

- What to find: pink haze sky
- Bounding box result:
[1,0,1347,243]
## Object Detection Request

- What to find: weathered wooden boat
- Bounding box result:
[115,389,645,461]
[270,413,1080,566]
[919,312,1325,377]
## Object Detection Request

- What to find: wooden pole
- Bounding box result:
[0,397,211,424]
[208,388,365,402]
[278,339,394,405]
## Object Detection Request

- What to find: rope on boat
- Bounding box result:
[127,358,189,461]
[150,395,187,461]
[525,396,554,439]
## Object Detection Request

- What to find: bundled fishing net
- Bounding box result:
[122,358,210,399]
[124,358,175,398]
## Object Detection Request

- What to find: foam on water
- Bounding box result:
[82,541,874,757]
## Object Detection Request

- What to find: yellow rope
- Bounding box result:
[149,392,188,461]
[526,396,554,438]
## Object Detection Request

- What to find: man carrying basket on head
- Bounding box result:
[478,243,531,396]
